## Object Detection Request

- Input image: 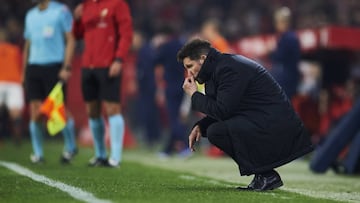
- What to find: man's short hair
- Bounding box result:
[177,38,212,62]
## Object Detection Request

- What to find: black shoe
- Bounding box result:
[88,157,109,167]
[237,170,283,191]
[60,148,78,164]
[236,176,257,191]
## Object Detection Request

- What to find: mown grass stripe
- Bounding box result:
[0,161,112,203]
[179,175,235,187]
[283,188,360,203]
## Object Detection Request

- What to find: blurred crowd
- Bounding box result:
[1,0,360,45]
[132,0,360,41]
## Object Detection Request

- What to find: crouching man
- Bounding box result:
[178,39,313,191]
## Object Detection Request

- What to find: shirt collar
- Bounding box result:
[196,48,221,84]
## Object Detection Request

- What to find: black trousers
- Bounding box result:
[207,121,238,164]
[207,121,275,175]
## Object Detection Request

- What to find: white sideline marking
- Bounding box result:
[0,161,112,203]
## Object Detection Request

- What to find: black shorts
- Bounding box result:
[25,63,67,101]
[81,68,121,102]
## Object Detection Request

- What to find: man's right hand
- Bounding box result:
[182,76,197,96]
[74,4,83,20]
[189,125,202,152]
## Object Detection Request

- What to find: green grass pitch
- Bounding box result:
[0,140,359,203]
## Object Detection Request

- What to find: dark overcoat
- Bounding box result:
[192,48,313,175]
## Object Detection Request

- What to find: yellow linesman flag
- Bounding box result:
[40,82,67,136]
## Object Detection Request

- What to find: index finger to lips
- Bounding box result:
[190,76,195,83]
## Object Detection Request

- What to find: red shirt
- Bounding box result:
[73,0,133,68]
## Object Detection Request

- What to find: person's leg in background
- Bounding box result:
[104,101,125,167]
[6,82,24,146]
[310,98,360,173]
[160,99,177,156]
[0,83,24,146]
[0,84,11,142]
[102,69,124,167]
[0,105,8,143]
[81,68,108,166]
[87,101,108,166]
[144,107,161,148]
[60,109,78,163]
[160,93,190,158]
[341,130,360,174]
[25,66,46,163]
[59,82,78,163]
[138,90,161,148]
[29,100,45,163]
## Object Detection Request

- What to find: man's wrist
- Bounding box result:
[190,90,198,97]
[114,57,123,63]
[62,65,71,71]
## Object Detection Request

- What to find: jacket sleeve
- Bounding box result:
[193,116,217,137]
[191,66,251,121]
[114,0,133,61]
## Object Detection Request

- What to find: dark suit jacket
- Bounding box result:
[192,48,313,175]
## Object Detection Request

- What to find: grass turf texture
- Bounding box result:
[0,140,359,203]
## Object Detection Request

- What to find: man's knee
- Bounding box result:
[104,101,121,116]
[207,122,227,143]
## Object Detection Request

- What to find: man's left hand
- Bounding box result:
[109,61,122,77]
[183,76,197,96]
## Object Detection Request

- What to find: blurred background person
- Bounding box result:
[200,18,232,54]
[5,17,24,47]
[154,25,191,159]
[133,30,161,149]
[23,0,77,164]
[73,0,133,167]
[269,7,301,101]
[310,97,360,175]
[0,27,24,145]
